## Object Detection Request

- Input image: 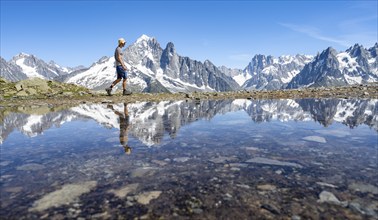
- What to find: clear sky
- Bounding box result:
[1,0,377,69]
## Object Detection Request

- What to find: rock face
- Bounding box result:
[237,43,378,91]
[2,38,377,92]
[241,54,313,90]
[0,57,28,81]
[1,53,83,82]
[65,35,240,92]
[287,44,378,89]
[8,53,70,80]
[124,35,240,92]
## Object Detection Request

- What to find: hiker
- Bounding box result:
[106,38,132,96]
[107,103,132,154]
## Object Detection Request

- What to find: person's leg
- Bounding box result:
[112,78,122,87]
[122,79,127,90]
[106,67,123,95]
[121,69,132,95]
[106,78,121,96]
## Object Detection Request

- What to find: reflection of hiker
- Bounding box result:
[108,103,132,154]
[105,38,132,96]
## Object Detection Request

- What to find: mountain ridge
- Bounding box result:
[1,35,377,92]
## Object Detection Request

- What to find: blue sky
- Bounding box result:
[1,0,377,69]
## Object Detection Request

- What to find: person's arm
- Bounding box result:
[117,53,127,71]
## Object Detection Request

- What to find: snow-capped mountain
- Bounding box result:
[240,54,313,90]
[218,66,245,86]
[1,53,73,81]
[66,35,240,92]
[2,39,377,92]
[1,99,377,145]
[287,44,378,89]
[1,57,28,81]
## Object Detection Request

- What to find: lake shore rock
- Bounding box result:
[1,77,377,108]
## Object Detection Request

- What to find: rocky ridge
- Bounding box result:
[0,77,377,107]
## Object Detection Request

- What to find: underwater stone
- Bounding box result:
[108,183,139,198]
[348,182,378,194]
[302,136,327,143]
[317,191,341,205]
[257,184,277,191]
[16,163,45,171]
[29,181,97,212]
[246,157,303,168]
[136,191,162,205]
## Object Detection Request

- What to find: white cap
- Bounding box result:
[118,38,126,44]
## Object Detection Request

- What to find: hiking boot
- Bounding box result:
[105,87,112,96]
[123,90,132,96]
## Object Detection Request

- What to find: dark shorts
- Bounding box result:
[116,66,127,79]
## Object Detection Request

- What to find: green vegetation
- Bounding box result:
[0,77,91,100]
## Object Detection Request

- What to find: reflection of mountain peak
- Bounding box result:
[1,99,377,145]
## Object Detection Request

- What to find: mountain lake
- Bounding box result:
[1,98,377,219]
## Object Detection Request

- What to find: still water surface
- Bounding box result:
[1,98,377,219]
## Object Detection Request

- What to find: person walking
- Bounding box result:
[106,38,132,96]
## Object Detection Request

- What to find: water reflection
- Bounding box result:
[1,98,377,145]
[107,103,132,154]
[0,98,377,219]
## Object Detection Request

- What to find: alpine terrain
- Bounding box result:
[1,35,377,93]
[287,44,378,88]
[65,35,240,93]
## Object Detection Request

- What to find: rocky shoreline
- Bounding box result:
[0,77,377,107]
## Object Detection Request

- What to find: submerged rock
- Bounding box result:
[16,163,45,171]
[131,167,156,178]
[314,130,350,137]
[257,184,277,191]
[302,136,327,143]
[29,181,97,212]
[349,182,378,194]
[4,187,23,193]
[135,191,162,205]
[246,157,303,168]
[173,157,191,163]
[261,203,280,215]
[108,183,139,198]
[316,182,338,188]
[209,156,232,164]
[317,191,342,205]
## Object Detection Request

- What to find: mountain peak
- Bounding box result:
[13,52,31,59]
[204,59,213,65]
[136,34,154,43]
[164,42,176,54]
[132,34,160,51]
[318,47,337,59]
[347,43,363,51]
